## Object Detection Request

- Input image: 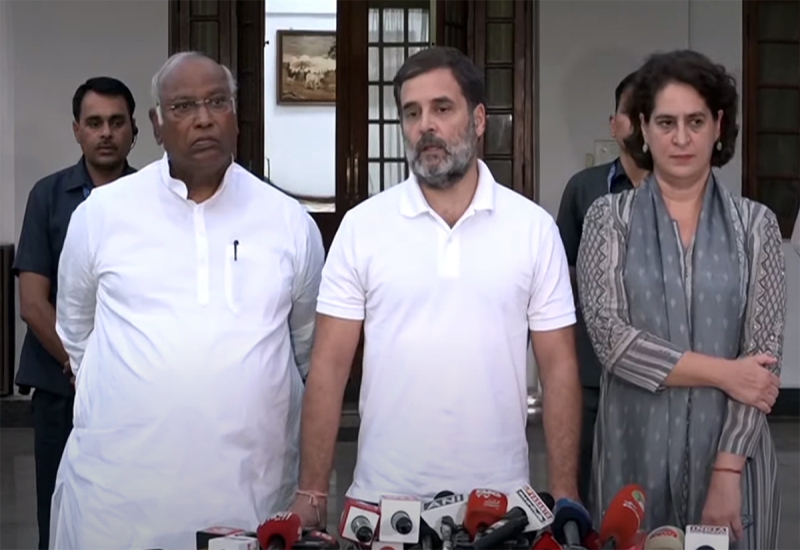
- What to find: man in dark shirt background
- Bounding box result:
[555,71,647,505]
[13,76,138,549]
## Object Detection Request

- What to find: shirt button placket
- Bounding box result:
[194,206,210,305]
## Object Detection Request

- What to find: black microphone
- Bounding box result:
[470,508,530,549]
[338,497,380,545]
[294,530,341,549]
[471,485,556,550]
[421,490,467,550]
[378,496,421,544]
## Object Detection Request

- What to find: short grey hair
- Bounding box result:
[151,51,238,122]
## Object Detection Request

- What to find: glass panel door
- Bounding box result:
[367,1,431,196]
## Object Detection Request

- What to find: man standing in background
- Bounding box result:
[555,71,646,505]
[12,76,138,550]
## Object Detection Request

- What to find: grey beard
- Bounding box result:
[405,120,478,190]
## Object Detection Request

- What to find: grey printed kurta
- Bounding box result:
[576,175,785,549]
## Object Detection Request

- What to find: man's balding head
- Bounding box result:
[149,52,239,181]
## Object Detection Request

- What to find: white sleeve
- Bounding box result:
[792,209,800,257]
[527,217,577,332]
[55,201,98,374]
[289,212,326,379]
[316,213,366,321]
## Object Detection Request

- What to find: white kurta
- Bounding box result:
[51,155,324,550]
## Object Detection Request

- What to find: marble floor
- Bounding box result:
[1,422,798,549]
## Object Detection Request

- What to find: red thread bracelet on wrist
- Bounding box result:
[713,466,742,475]
[296,490,328,526]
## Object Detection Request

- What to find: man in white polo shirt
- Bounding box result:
[290,46,582,525]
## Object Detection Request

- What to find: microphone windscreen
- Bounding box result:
[551,498,592,544]
[598,484,646,548]
[643,526,684,550]
[463,489,508,539]
[531,531,564,549]
[583,529,600,550]
[256,512,302,550]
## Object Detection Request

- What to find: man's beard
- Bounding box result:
[405,116,477,190]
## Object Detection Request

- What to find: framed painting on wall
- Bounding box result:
[276,30,336,105]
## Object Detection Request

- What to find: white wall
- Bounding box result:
[3,0,168,391]
[265,0,336,200]
[538,0,800,388]
[1,0,796,394]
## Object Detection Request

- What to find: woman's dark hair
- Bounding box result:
[623,50,739,170]
[392,46,485,117]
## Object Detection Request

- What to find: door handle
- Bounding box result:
[352,152,360,199]
[345,154,353,197]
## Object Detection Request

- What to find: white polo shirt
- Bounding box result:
[317,160,576,502]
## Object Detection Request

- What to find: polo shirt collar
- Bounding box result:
[400,159,496,218]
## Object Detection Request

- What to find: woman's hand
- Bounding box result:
[722,355,780,413]
[701,470,744,542]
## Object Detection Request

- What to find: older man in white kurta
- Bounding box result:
[50,52,325,550]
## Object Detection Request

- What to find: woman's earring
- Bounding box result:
[716,141,722,151]
[643,143,649,153]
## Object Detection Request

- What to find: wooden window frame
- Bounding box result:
[742,0,800,238]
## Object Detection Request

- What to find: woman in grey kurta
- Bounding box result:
[576,50,785,549]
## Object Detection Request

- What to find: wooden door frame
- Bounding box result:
[167,0,264,178]
[168,0,542,412]
[470,0,538,201]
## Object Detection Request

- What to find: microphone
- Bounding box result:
[684,525,729,550]
[463,489,509,540]
[378,495,422,544]
[207,534,258,550]
[598,485,646,549]
[471,485,555,549]
[196,527,257,550]
[539,492,556,512]
[551,498,592,548]
[619,531,646,550]
[582,530,600,550]
[338,497,380,545]
[452,526,472,549]
[532,531,565,549]
[505,484,556,533]
[642,526,684,550]
[294,530,341,549]
[420,491,467,550]
[256,512,303,550]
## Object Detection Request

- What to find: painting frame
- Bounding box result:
[276,29,337,106]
